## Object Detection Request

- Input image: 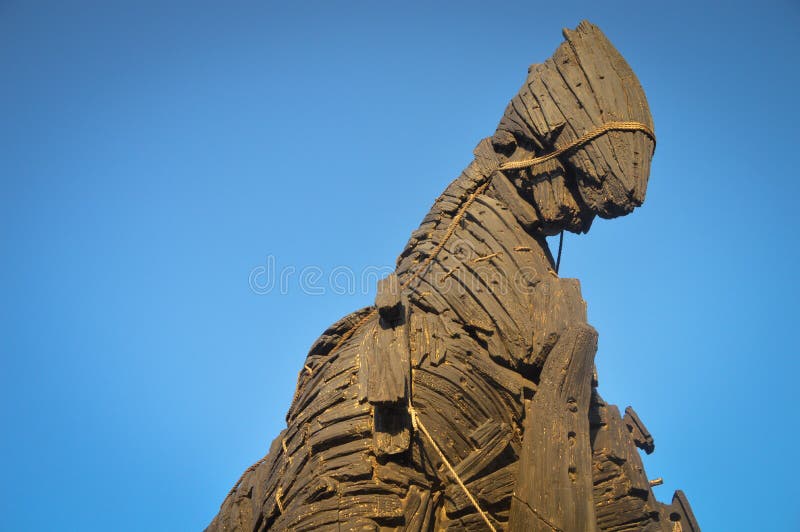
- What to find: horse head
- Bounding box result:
[491,20,655,236]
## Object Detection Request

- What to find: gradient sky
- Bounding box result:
[2,2,799,530]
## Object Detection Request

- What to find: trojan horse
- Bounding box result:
[208,21,699,532]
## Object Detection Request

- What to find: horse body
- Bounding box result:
[209,21,700,532]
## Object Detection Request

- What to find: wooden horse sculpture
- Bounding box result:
[209,21,699,532]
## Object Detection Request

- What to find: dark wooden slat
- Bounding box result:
[373,403,412,457]
[376,273,403,322]
[658,490,701,532]
[361,318,409,405]
[624,406,655,454]
[509,323,599,532]
[591,396,663,531]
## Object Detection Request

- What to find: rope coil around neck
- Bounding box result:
[498,121,655,171]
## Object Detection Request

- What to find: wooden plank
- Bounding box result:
[528,277,589,370]
[509,324,599,532]
[376,273,403,322]
[404,486,439,530]
[658,490,701,532]
[624,405,655,454]
[373,403,411,456]
[487,169,541,230]
[360,318,409,405]
[591,396,663,531]
[445,462,517,515]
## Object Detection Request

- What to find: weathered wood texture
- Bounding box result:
[590,395,663,531]
[508,322,598,532]
[624,406,655,455]
[208,20,697,531]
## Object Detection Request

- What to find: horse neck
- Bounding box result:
[395,149,559,373]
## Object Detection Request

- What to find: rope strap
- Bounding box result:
[498,121,655,171]
[410,407,498,532]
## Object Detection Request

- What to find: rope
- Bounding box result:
[226,119,653,497]
[498,121,654,171]
[400,180,492,291]
[555,231,564,274]
[409,407,498,532]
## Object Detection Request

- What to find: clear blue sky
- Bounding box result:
[2,2,798,530]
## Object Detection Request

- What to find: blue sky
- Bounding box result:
[2,1,798,530]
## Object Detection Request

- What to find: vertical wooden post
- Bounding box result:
[509,323,598,532]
